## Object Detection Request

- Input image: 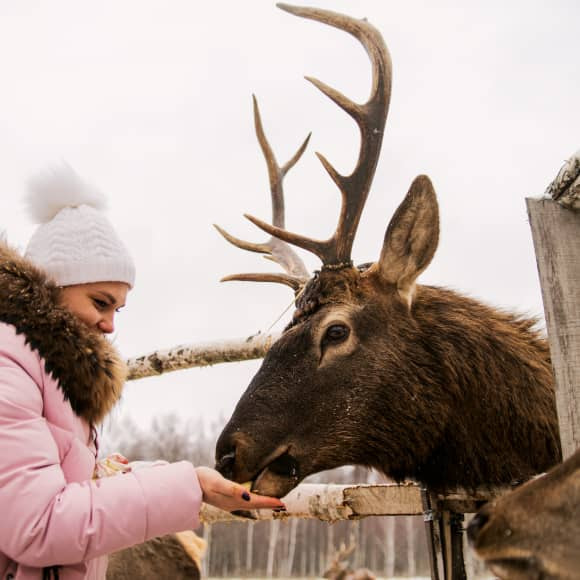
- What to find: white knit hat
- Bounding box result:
[24,165,136,288]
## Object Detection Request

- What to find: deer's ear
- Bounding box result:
[377,175,439,306]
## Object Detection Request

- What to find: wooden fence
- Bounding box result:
[527,197,580,458]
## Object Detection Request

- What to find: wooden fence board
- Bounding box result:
[199,482,507,524]
[527,198,580,458]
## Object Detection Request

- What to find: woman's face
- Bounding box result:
[59,282,129,334]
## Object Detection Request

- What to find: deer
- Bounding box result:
[322,536,376,580]
[214,3,561,498]
[467,448,580,579]
[106,531,204,580]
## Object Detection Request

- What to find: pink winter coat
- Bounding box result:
[0,244,202,579]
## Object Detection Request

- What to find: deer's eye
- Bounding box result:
[323,324,350,344]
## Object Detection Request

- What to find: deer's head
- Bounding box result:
[215,4,441,497]
[214,4,558,496]
[468,449,580,580]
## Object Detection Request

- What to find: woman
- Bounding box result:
[0,166,284,580]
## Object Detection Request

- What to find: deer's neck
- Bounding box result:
[405,285,560,489]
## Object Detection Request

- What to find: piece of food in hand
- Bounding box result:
[240,481,253,491]
[93,453,133,479]
[109,452,129,464]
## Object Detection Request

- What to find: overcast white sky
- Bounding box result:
[1,1,578,435]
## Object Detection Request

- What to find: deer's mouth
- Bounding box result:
[216,446,301,498]
[249,451,301,498]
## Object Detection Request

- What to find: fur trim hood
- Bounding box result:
[0,242,126,424]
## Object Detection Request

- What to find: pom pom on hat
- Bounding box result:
[24,165,136,289]
[25,164,107,223]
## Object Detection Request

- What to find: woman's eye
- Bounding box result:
[323,324,350,343]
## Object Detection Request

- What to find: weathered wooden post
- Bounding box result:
[526,150,580,458]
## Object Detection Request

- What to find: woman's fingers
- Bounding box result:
[234,487,285,509]
[224,478,286,509]
[195,466,286,512]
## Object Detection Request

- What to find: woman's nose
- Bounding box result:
[98,314,115,334]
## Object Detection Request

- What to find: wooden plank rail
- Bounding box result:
[199,482,508,524]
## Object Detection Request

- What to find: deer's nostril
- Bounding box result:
[215,451,236,479]
[467,512,490,544]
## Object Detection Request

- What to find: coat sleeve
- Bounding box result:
[0,331,202,568]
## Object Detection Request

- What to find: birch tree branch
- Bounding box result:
[126,332,280,381]
[199,482,507,524]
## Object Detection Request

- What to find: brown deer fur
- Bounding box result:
[468,448,580,579]
[106,533,203,580]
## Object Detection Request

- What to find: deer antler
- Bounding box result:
[244,3,392,268]
[335,540,356,563]
[323,539,357,579]
[215,95,311,291]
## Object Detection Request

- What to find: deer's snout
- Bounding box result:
[215,450,236,480]
[215,430,258,484]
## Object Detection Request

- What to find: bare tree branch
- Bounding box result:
[126,332,280,381]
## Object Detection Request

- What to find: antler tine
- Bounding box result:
[253,94,310,207]
[220,272,302,291]
[264,3,392,267]
[215,95,311,287]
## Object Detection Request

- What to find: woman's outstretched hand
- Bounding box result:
[195,466,286,512]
